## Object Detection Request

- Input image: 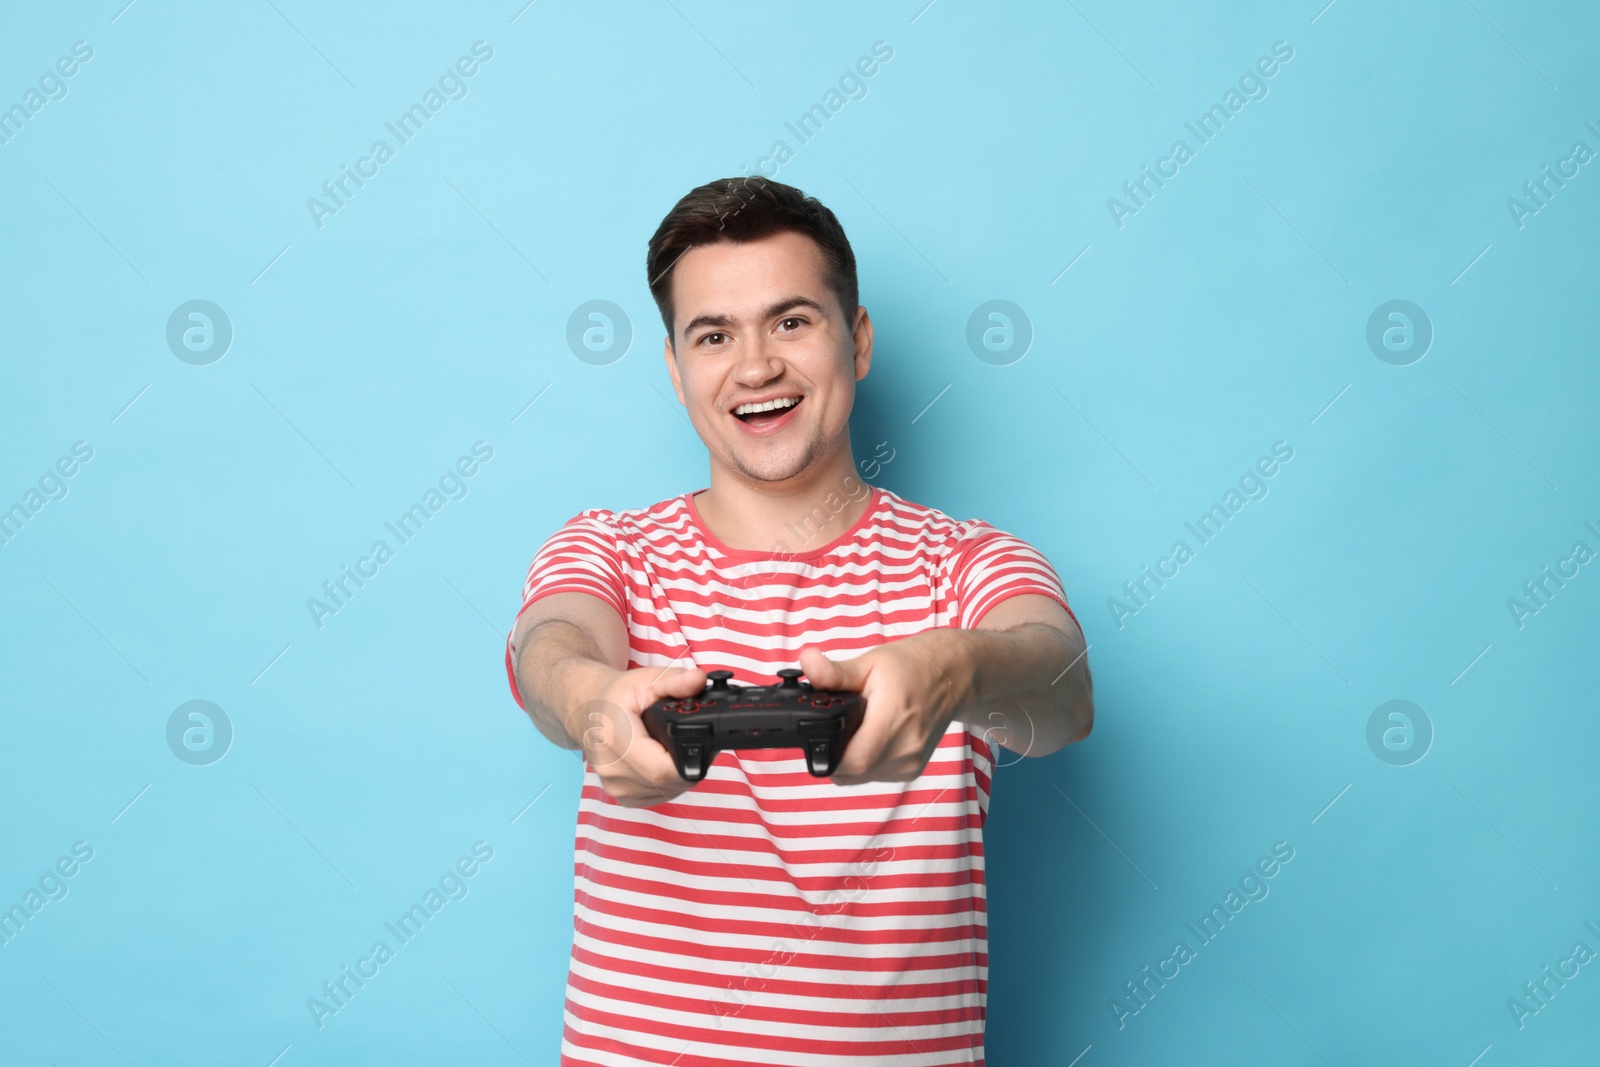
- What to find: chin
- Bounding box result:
[732,444,816,485]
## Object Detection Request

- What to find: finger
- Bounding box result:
[598,748,681,805]
[799,646,867,692]
[591,699,677,777]
[577,697,639,768]
[831,717,887,781]
[612,715,683,780]
[623,773,690,809]
[797,646,838,688]
[639,742,689,786]
[652,665,706,698]
[595,668,700,767]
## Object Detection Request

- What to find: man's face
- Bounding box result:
[663,229,871,487]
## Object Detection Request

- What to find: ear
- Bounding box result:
[663,335,686,405]
[850,305,873,382]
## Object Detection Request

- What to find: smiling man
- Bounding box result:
[505,176,1094,1066]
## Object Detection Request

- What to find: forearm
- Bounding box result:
[946,621,1093,757]
[515,620,624,751]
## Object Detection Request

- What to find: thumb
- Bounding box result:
[631,666,704,711]
[655,666,706,698]
[798,646,867,692]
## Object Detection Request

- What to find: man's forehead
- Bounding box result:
[674,232,828,315]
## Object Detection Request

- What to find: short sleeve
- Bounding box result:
[944,520,1079,633]
[503,510,627,708]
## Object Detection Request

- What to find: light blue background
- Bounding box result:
[2,1,1597,1063]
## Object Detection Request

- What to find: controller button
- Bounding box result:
[706,670,734,690]
[777,668,804,689]
[805,738,834,775]
[681,743,706,779]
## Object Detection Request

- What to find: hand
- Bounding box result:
[797,632,971,785]
[574,664,706,808]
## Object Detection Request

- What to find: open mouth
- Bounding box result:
[731,395,803,428]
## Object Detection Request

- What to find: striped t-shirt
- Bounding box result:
[504,483,1075,1066]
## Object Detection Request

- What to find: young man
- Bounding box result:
[505,176,1093,1066]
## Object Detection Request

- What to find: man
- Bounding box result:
[505,176,1094,1065]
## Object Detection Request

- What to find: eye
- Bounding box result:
[778,317,804,332]
[698,331,727,347]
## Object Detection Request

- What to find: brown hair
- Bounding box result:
[646,176,859,344]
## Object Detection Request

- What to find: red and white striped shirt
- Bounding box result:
[505,484,1076,1066]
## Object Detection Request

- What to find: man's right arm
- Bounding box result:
[510,590,708,807]
[510,592,629,751]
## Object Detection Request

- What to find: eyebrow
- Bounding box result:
[680,296,828,340]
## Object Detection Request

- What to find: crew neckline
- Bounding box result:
[683,484,883,560]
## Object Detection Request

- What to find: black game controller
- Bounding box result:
[641,669,865,782]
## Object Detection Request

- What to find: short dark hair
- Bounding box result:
[646,176,859,344]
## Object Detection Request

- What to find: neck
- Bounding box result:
[694,442,872,553]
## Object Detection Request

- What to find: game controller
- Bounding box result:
[641,669,865,782]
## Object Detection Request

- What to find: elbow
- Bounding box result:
[1028,697,1092,758]
[1071,662,1095,743]
[1058,697,1093,749]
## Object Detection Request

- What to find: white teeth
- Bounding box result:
[734,396,800,416]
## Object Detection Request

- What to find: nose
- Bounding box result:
[732,332,783,385]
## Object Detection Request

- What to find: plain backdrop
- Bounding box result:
[1,1,1597,1064]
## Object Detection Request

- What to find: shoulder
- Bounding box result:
[549,506,619,540]
[556,493,694,545]
[875,488,1005,561]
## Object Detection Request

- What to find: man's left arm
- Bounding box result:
[799,593,1093,784]
[956,593,1093,757]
